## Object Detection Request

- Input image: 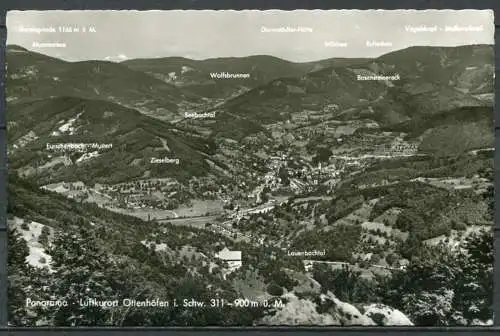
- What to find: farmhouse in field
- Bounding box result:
[215,247,242,272]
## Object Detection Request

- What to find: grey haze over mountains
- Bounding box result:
[6,10,494,101]
[7,10,494,101]
[6,10,494,62]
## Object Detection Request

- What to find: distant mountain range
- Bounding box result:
[7,44,493,119]
[6,43,494,183]
[122,55,370,99]
[6,45,203,120]
[215,45,493,125]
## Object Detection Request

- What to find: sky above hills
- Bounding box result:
[6,9,495,62]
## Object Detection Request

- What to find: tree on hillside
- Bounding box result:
[39,225,50,248]
[278,166,290,186]
[313,263,376,303]
[47,222,116,326]
[452,229,493,324]
[8,227,31,326]
[312,147,332,166]
[380,227,493,326]
[379,243,459,325]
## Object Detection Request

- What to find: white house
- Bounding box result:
[215,247,242,273]
[303,260,314,272]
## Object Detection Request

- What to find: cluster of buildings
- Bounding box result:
[374,139,419,156]
[215,247,243,278]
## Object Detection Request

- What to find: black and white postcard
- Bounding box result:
[5,9,495,327]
